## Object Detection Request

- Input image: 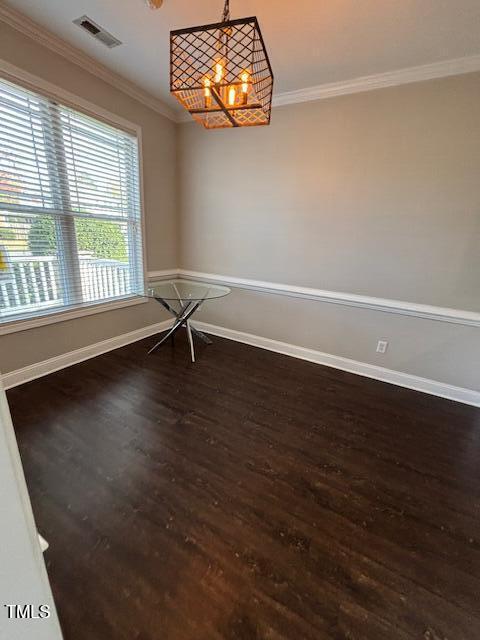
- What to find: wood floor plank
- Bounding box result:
[7,331,480,640]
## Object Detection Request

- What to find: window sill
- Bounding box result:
[0,296,148,336]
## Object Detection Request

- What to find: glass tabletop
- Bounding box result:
[142,278,231,302]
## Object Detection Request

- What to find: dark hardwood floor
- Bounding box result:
[7,331,480,640]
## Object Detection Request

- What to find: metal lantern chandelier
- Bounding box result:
[170,0,274,129]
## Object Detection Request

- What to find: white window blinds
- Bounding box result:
[0,76,144,325]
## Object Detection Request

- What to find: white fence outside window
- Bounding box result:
[0,255,131,317]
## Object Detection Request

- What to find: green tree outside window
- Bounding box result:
[28,217,127,261]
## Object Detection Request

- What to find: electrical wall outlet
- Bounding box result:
[376,340,388,354]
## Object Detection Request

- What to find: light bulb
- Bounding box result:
[204,77,211,96]
[241,70,250,105]
[228,86,236,106]
[203,77,212,109]
[214,62,224,84]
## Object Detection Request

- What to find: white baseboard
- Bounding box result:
[1,320,170,390]
[2,315,478,408]
[192,321,480,408]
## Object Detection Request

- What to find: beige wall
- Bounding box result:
[194,289,480,392]
[179,73,480,391]
[0,22,177,374]
[1,19,478,393]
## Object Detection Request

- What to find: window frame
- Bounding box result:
[0,59,148,336]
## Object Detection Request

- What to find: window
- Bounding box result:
[0,76,144,326]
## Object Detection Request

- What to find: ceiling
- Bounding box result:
[4,0,480,114]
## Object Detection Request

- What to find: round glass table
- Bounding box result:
[141,278,231,362]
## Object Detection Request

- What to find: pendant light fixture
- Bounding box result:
[170,0,274,129]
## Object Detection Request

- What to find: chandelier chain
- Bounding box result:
[222,0,230,22]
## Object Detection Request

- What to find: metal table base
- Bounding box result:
[148,297,212,362]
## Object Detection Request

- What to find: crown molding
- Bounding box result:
[2,3,480,124]
[0,2,178,122]
[177,52,480,124]
[272,54,480,107]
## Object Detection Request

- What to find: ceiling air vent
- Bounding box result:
[73,16,122,48]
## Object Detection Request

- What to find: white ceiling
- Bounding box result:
[4,0,480,114]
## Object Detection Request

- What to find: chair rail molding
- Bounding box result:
[148,269,480,328]
[148,269,179,280]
